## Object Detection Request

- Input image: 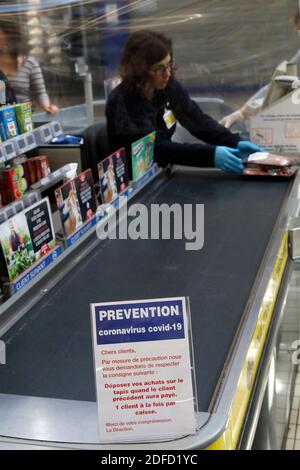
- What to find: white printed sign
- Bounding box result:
[250,90,300,155]
[90,297,197,443]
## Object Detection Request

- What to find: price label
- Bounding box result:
[18,138,26,150]
[26,133,36,149]
[4,142,16,159]
[0,146,5,163]
[51,121,62,136]
[42,127,52,141]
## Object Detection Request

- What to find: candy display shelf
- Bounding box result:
[0,121,63,163]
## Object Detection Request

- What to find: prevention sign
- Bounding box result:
[90,297,197,443]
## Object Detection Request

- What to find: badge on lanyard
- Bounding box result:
[163,108,176,129]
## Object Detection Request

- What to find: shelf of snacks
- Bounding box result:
[0,106,63,209]
[0,120,63,163]
[31,163,78,192]
[0,154,62,207]
[0,98,72,299]
[0,130,158,301]
[0,190,41,225]
[0,92,62,154]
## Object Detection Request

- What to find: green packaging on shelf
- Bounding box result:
[14,103,33,133]
[0,106,19,141]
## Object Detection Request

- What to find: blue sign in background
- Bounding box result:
[94,299,185,345]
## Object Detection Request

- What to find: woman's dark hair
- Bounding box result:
[0,20,28,65]
[120,30,173,90]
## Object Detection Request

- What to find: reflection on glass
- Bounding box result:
[0,1,298,129]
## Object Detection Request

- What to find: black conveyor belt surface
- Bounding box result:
[0,170,290,411]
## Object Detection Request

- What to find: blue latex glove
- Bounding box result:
[214,146,244,174]
[236,140,262,159]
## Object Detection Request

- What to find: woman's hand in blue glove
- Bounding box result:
[214,146,244,174]
[236,141,262,159]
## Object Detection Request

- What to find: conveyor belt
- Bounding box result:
[0,170,291,412]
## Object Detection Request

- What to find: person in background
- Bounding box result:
[220,4,300,129]
[105,30,261,179]
[0,70,17,105]
[0,20,59,114]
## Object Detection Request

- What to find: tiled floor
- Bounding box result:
[285,371,300,450]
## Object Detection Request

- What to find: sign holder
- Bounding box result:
[90,296,198,443]
[131,131,155,183]
[12,244,62,294]
[0,197,61,296]
[55,169,98,247]
[65,214,98,248]
[132,164,159,191]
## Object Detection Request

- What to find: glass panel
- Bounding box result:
[0,1,298,128]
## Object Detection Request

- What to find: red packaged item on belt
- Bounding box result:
[243,166,298,177]
[245,152,296,168]
[243,151,298,178]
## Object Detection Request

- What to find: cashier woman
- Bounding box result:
[105,30,261,178]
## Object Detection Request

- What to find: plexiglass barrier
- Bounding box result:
[0,0,298,129]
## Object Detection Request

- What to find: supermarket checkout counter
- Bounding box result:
[31,98,247,184]
[0,166,298,450]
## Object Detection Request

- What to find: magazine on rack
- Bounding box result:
[98,148,129,204]
[55,169,97,239]
[131,132,155,182]
[0,197,56,283]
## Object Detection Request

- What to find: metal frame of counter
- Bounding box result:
[0,167,299,450]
